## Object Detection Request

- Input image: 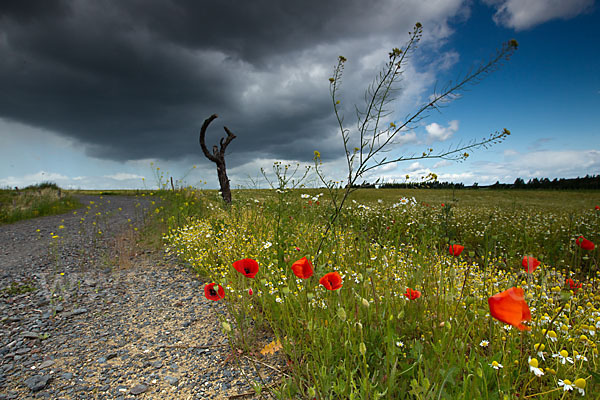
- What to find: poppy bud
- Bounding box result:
[359,342,366,357]
[222,322,232,333]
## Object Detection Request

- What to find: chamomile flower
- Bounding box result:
[558,379,574,392]
[480,340,489,348]
[528,357,544,377]
[573,350,588,362]
[553,349,574,364]
[546,330,558,342]
[574,378,586,396]
[534,343,546,360]
[489,361,503,370]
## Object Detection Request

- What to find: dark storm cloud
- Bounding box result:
[0,0,70,22]
[0,0,461,165]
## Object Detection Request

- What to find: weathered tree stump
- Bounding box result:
[199,114,236,204]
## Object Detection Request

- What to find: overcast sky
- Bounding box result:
[1,0,598,189]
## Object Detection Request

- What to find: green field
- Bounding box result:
[163,187,599,399]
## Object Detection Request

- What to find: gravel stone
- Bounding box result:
[129,383,148,395]
[39,360,55,369]
[24,375,51,392]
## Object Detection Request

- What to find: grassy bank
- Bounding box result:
[0,183,82,225]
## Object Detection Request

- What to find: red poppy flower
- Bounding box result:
[404,287,421,300]
[204,283,225,301]
[576,236,595,251]
[441,203,445,207]
[487,287,531,331]
[522,256,541,273]
[566,278,582,293]
[248,288,254,295]
[595,205,600,210]
[233,258,259,278]
[319,272,342,290]
[449,244,464,256]
[291,257,313,279]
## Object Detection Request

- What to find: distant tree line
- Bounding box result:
[350,175,600,190]
[487,174,600,190]
[351,181,465,189]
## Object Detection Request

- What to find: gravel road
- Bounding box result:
[0,195,278,399]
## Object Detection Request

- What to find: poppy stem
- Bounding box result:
[369,276,380,321]
[522,387,563,398]
[449,261,470,324]
[520,376,537,397]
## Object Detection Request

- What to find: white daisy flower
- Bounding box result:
[573,351,588,362]
[552,350,574,365]
[558,379,574,392]
[528,357,544,377]
[489,361,503,370]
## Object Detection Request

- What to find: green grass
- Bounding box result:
[2,279,37,295]
[160,187,599,399]
[0,183,83,225]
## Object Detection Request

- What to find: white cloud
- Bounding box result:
[406,162,425,172]
[484,0,594,30]
[425,120,459,143]
[437,171,477,182]
[350,149,600,186]
[509,149,600,173]
[0,170,150,190]
[228,157,318,189]
[433,160,453,168]
[103,173,146,181]
[394,132,420,146]
[462,149,600,185]
[0,171,70,188]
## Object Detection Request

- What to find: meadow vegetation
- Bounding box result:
[162,187,599,399]
[160,22,598,398]
[0,182,82,225]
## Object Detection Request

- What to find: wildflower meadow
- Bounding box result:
[163,187,599,399]
[161,25,599,399]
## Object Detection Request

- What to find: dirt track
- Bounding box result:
[0,195,277,399]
